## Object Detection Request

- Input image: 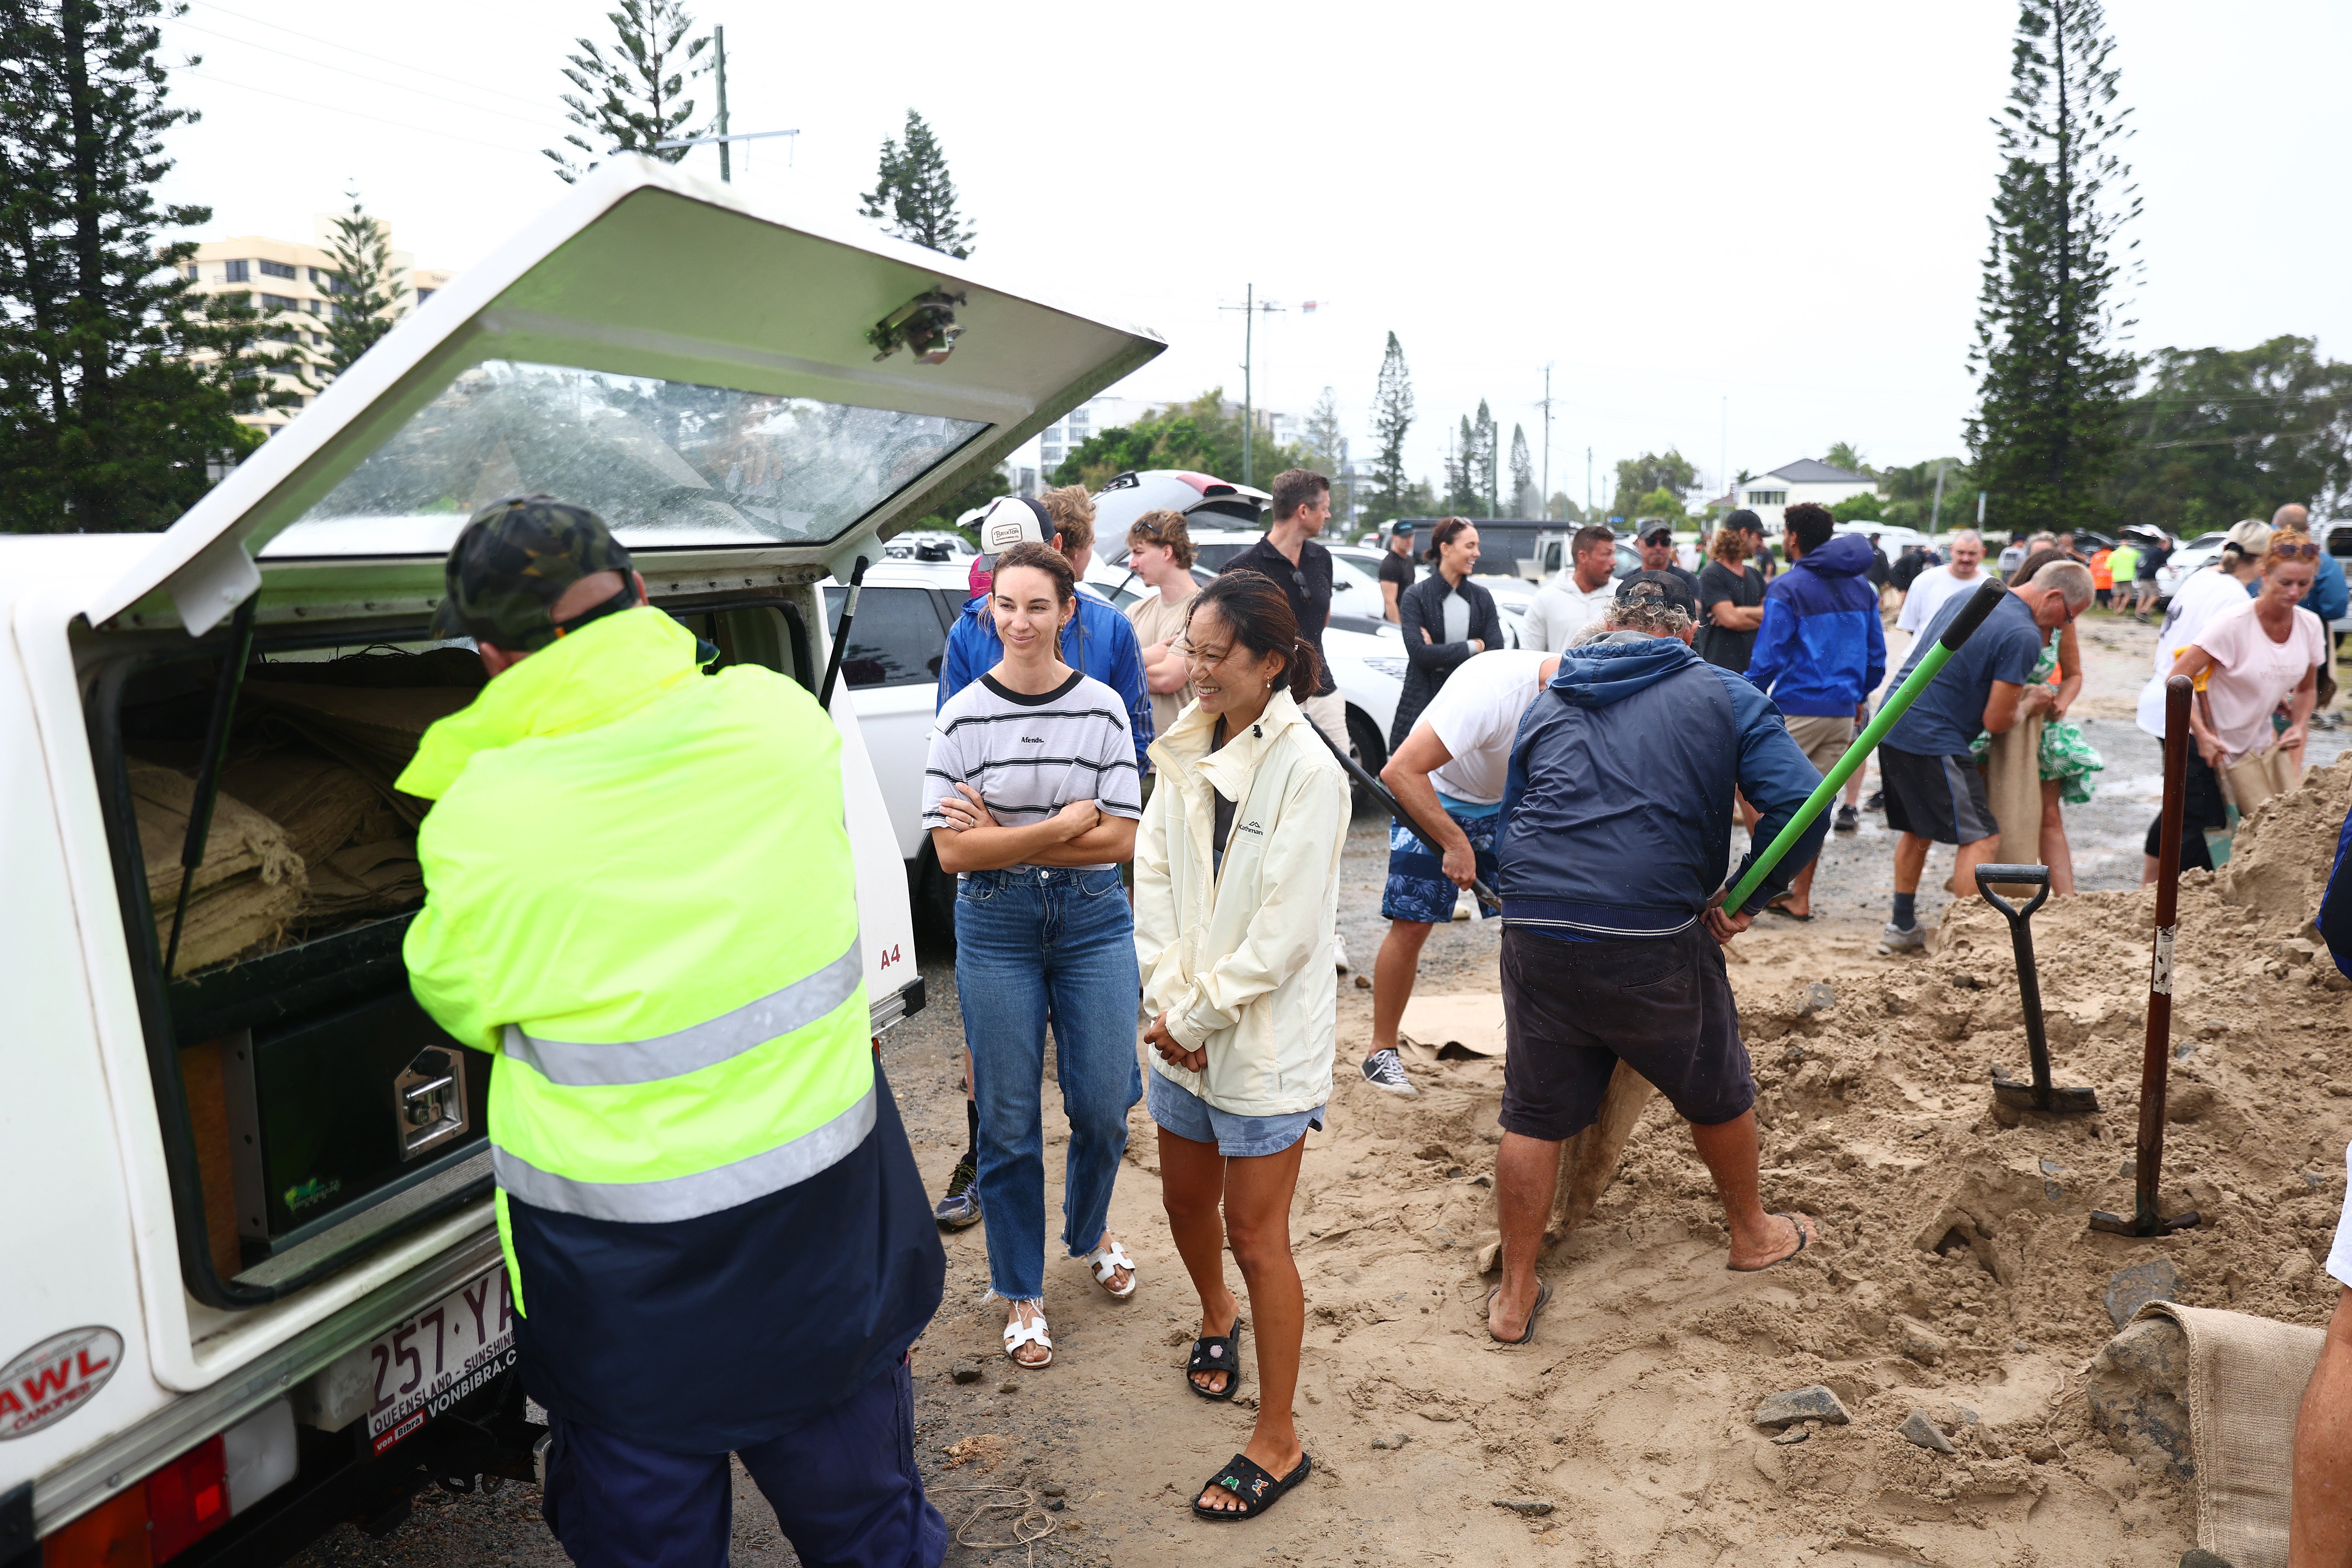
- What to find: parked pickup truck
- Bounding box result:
[0,158,1160,1566]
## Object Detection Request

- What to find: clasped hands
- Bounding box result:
[1143,1011,1206,1073]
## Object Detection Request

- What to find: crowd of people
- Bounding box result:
[388,482,2352,1566]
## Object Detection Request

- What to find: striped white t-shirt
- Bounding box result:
[923,671,1143,867]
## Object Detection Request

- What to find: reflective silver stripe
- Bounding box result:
[492,1084,877,1223]
[502,935,863,1087]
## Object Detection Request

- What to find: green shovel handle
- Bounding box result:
[1723,575,2013,913]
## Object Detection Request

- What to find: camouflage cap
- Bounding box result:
[431,494,636,651]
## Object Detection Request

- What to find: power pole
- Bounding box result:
[1537,363,1553,519]
[1585,445,1593,522]
[1219,285,1286,486]
[1929,461,1949,535]
[713,25,730,182]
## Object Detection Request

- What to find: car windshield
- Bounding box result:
[262,359,989,557]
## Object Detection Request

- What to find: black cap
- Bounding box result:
[1392,520,1416,535]
[1614,568,1699,620]
[1727,508,1765,535]
[1637,521,1675,543]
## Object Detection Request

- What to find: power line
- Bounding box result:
[183,0,554,113]
[177,68,534,156]
[169,17,566,131]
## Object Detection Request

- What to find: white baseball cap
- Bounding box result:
[971,495,1056,565]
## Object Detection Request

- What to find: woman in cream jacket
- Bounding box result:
[1135,570,1350,1523]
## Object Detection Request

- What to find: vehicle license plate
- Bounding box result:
[365,1270,517,1454]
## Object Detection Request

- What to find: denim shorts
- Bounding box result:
[1147,1069,1324,1158]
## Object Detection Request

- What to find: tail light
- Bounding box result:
[42,1399,293,1565]
[142,1436,228,1561]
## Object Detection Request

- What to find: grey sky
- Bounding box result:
[154,0,2352,508]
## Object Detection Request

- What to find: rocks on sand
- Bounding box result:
[1898,1409,1957,1454]
[2103,1257,2182,1330]
[1751,1385,1851,1429]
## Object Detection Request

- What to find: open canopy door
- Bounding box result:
[89,158,1165,635]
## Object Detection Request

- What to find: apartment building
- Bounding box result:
[179,215,454,441]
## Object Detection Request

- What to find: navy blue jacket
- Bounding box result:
[1499,634,1828,930]
[1744,533,1887,717]
[510,1060,943,1452]
[2309,552,2349,624]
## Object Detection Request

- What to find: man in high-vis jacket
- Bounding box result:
[400,497,946,1568]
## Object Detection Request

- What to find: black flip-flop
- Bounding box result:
[1191,1451,1312,1521]
[1485,1278,1551,1345]
[1185,1323,1243,1400]
[1730,1212,1815,1272]
[1764,899,1814,922]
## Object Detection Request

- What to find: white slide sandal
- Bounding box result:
[1085,1239,1138,1301]
[1003,1310,1053,1367]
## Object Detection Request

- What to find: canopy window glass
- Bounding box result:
[263,359,989,558]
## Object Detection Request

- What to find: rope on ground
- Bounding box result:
[940,1486,1056,1563]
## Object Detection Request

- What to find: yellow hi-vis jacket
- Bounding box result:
[398,607,940,1449]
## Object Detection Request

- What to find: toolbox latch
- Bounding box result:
[394,1047,470,1161]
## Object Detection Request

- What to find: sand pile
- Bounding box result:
[1260,759,2351,1562]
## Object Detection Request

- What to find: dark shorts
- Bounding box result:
[1497,926,1755,1140]
[2145,746,2229,874]
[1380,808,1501,924]
[1879,745,1996,845]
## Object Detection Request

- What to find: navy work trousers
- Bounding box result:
[541,1358,946,1568]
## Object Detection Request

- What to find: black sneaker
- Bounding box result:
[934,1152,982,1230]
[1834,804,1860,833]
[1863,789,1885,812]
[1360,1047,1418,1098]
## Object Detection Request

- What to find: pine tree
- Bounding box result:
[0,0,291,531]
[1366,332,1414,524]
[1443,418,1476,515]
[1509,425,1537,516]
[1303,386,1350,521]
[1473,400,1499,517]
[859,110,975,258]
[306,191,407,380]
[544,0,710,184]
[1966,0,2141,534]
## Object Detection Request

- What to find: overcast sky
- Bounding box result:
[153,0,2352,508]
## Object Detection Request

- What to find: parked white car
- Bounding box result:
[2155,533,2229,601]
[0,158,1161,1561]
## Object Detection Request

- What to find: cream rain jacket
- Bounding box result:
[1136,688,1350,1116]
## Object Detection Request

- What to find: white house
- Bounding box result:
[1735,458,1877,533]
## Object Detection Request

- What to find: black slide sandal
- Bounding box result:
[1185,1325,1243,1400]
[1191,1452,1312,1521]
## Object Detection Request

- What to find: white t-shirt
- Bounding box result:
[1895,565,1986,634]
[2190,596,2325,759]
[1418,650,1554,805]
[1521,574,1617,655]
[2136,567,2256,737]
[2330,1140,2352,1289]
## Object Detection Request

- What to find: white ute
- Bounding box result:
[0,159,1160,1564]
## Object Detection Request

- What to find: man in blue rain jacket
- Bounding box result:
[1744,503,1884,915]
[1484,572,1827,1345]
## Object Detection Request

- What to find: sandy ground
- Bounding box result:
[287,607,2352,1567]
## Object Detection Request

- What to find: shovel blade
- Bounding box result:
[1990,1074,2100,1114]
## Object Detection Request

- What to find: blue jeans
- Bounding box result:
[954,866,1143,1303]
[541,1357,945,1568]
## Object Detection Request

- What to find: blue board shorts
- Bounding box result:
[1380,807,1501,924]
[1147,1069,1324,1158]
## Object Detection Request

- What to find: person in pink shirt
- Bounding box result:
[2166,535,2325,843]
